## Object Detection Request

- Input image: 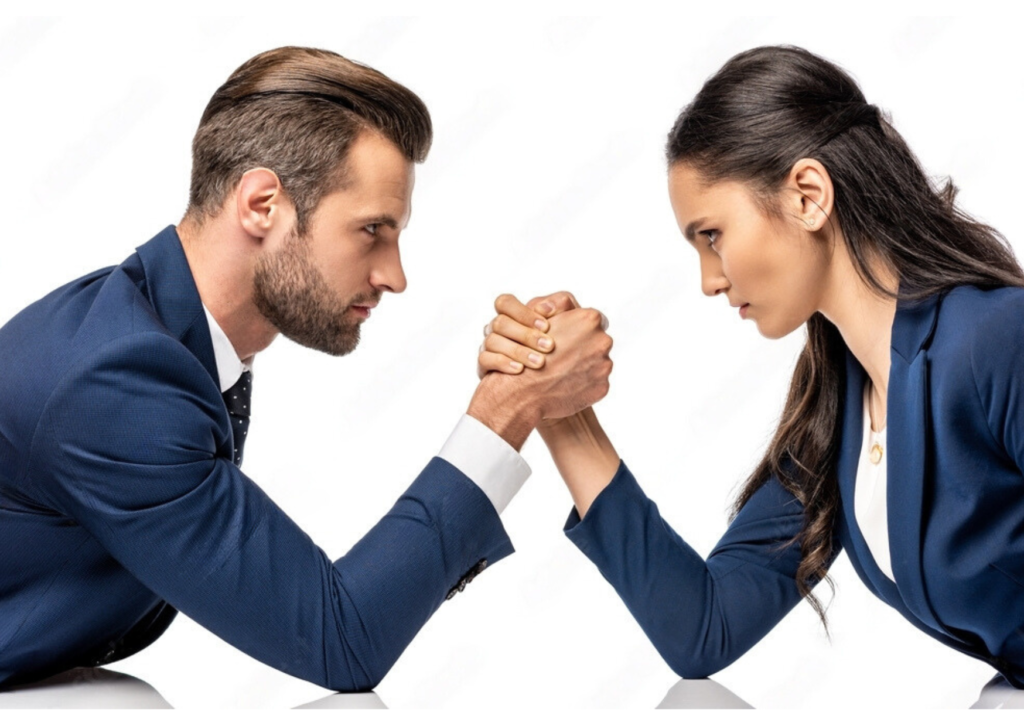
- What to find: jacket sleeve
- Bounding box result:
[564,460,836,678]
[28,333,513,692]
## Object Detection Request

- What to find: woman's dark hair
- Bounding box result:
[666,45,1024,624]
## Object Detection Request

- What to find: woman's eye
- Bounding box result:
[702,230,719,249]
[364,223,379,236]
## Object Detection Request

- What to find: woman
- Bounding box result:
[478,46,1024,687]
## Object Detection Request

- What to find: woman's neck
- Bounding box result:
[817,240,898,414]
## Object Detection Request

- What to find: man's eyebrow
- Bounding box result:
[357,214,400,229]
[683,217,707,243]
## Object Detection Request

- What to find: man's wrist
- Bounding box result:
[467,375,540,452]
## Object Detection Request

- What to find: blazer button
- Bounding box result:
[445,559,488,600]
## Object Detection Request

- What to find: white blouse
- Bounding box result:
[853,382,894,581]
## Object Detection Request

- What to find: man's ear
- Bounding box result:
[235,168,291,239]
[786,158,834,232]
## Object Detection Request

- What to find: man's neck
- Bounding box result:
[177,215,278,360]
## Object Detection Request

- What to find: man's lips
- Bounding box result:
[350,301,378,319]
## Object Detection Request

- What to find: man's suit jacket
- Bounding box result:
[563,285,1024,687]
[0,226,513,689]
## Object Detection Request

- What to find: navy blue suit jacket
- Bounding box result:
[565,285,1024,687]
[0,226,513,689]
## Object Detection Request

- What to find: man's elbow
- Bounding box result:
[312,646,389,693]
[325,674,381,694]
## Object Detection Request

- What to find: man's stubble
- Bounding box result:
[252,229,374,357]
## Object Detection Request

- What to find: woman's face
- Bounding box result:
[667,163,832,340]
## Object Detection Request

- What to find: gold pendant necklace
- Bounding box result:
[868,381,885,465]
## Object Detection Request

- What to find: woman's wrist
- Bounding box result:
[539,407,620,518]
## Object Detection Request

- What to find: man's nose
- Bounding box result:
[371,243,407,294]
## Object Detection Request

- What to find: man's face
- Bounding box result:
[253,131,414,356]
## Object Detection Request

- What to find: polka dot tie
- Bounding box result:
[223,370,252,467]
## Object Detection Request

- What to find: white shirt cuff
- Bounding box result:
[438,414,532,516]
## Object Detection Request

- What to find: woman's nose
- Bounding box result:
[700,255,729,297]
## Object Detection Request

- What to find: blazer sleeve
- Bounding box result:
[28,333,513,692]
[969,291,1024,474]
[564,460,836,678]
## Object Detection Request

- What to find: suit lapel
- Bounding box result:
[134,225,219,387]
[885,292,947,633]
[838,291,954,634]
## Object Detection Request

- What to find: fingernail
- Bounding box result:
[528,353,542,366]
[533,318,547,331]
[539,302,554,315]
[538,338,552,351]
[484,323,492,336]
[510,361,524,372]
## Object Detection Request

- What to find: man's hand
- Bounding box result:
[476,292,588,378]
[467,292,612,450]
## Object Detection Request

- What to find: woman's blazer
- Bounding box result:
[563,285,1024,687]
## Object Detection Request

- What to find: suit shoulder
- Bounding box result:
[937,286,1024,410]
[941,285,1024,324]
[932,286,1024,358]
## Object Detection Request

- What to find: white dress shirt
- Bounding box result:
[202,305,530,515]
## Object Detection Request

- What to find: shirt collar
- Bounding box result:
[202,304,252,393]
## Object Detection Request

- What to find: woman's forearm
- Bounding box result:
[538,407,620,518]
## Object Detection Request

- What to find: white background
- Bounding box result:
[1,10,1020,710]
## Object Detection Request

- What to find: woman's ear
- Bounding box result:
[787,158,834,232]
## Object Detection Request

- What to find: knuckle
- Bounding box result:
[495,293,514,310]
[492,314,513,334]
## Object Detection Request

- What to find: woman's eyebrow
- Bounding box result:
[684,217,707,243]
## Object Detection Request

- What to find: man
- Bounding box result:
[0,47,613,690]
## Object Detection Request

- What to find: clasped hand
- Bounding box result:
[477,292,612,422]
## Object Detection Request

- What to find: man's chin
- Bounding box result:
[281,326,361,357]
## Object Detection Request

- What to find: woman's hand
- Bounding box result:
[477,291,584,379]
[475,291,618,517]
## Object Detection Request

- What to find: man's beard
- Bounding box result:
[252,230,375,356]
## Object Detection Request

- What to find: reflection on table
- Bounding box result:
[0,668,171,709]
[657,679,753,709]
[2,665,1017,708]
[971,674,1024,709]
[0,666,389,709]
[295,692,387,709]
[657,672,1024,709]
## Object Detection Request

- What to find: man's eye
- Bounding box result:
[364,223,379,236]
[702,230,719,249]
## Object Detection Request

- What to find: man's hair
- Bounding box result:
[185,46,432,234]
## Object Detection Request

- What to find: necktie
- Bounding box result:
[223,370,252,467]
